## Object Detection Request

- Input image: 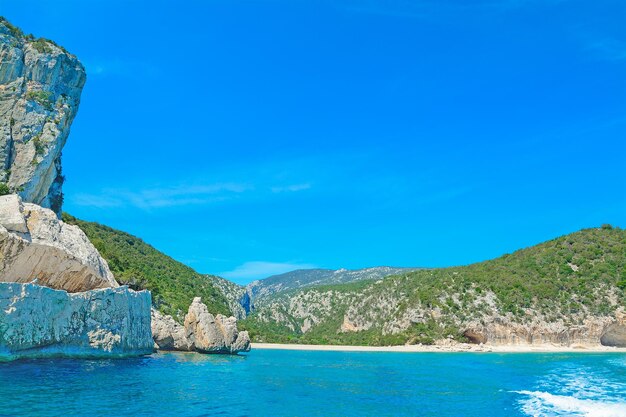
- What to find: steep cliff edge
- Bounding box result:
[0,17,85,215]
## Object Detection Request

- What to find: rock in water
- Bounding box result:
[185,297,251,353]
[152,298,251,354]
[0,282,153,360]
[0,18,86,215]
[0,194,118,292]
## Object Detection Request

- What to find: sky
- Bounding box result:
[1,0,625,284]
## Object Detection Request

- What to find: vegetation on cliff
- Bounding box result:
[240,226,626,345]
[0,16,70,55]
[63,214,231,321]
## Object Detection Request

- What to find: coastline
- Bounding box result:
[251,342,626,353]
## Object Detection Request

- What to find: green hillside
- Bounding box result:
[63,214,231,321]
[240,226,626,345]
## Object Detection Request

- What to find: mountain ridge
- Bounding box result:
[247,266,420,307]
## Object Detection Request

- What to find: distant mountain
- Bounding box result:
[240,226,626,347]
[247,267,420,306]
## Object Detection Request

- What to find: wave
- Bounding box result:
[516,390,626,417]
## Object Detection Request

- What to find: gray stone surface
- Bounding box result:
[0,282,153,360]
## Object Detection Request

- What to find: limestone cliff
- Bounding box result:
[0,282,153,360]
[0,194,118,292]
[0,18,85,215]
[0,19,155,361]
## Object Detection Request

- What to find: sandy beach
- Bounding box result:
[251,342,626,353]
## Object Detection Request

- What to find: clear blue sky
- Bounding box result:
[3,0,625,284]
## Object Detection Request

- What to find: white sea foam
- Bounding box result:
[516,390,626,417]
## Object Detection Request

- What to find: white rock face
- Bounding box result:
[0,194,118,292]
[0,20,86,215]
[0,282,153,360]
[152,298,251,354]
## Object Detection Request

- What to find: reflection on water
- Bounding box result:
[164,350,248,365]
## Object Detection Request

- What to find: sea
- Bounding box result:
[1,350,625,416]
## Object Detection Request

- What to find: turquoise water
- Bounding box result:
[1,350,626,416]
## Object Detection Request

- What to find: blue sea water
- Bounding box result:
[1,350,625,417]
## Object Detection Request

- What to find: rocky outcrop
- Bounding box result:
[0,18,86,215]
[185,297,251,353]
[152,298,251,354]
[600,324,626,347]
[0,282,153,360]
[0,194,118,292]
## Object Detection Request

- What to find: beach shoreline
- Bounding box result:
[251,342,626,353]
